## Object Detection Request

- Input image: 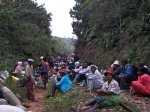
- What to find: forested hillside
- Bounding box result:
[70,0,150,67]
[0,0,54,69]
[52,36,76,55]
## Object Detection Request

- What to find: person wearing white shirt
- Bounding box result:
[78,62,91,86]
[86,65,104,92]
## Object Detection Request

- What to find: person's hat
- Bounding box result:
[121,59,128,64]
[113,60,120,65]
[28,59,34,62]
[17,61,22,65]
[40,56,44,60]
[58,67,61,70]
[104,68,114,76]
[75,61,80,66]
[24,62,28,66]
[90,65,98,69]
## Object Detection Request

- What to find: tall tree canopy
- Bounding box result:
[70,0,150,67]
[0,0,53,68]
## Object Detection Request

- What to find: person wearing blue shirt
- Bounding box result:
[49,69,72,97]
[115,59,136,89]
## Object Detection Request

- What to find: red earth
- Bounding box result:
[27,89,46,112]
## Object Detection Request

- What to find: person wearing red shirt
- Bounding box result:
[131,67,150,96]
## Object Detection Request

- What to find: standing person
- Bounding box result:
[48,57,54,70]
[130,67,150,96]
[70,68,120,112]
[25,59,38,102]
[86,65,104,92]
[40,57,50,90]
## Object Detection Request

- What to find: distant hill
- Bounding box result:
[52,36,77,55]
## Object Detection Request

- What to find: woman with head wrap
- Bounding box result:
[86,65,104,92]
[14,62,23,74]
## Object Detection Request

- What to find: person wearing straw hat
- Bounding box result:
[70,68,120,112]
[112,60,122,77]
[113,60,120,70]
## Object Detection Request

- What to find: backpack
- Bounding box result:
[131,65,138,80]
[126,65,138,80]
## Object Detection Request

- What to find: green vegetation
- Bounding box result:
[0,0,76,71]
[0,0,53,70]
[70,0,150,67]
[52,36,76,55]
[45,84,125,112]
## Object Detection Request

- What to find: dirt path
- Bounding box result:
[27,89,46,112]
[120,91,150,111]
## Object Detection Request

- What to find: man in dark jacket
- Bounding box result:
[115,59,136,89]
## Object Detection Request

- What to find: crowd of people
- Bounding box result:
[0,53,150,112]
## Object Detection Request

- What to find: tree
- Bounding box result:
[0,0,53,69]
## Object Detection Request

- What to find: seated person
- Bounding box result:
[50,68,61,84]
[78,62,91,86]
[86,65,104,92]
[70,68,120,112]
[115,59,137,89]
[48,69,72,97]
[112,60,122,76]
[130,67,150,96]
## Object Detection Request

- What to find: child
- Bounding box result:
[71,68,120,112]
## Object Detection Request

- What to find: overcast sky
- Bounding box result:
[35,0,75,38]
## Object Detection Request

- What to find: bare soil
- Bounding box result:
[27,89,46,112]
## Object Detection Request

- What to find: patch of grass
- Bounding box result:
[45,84,123,112]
